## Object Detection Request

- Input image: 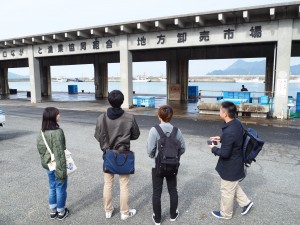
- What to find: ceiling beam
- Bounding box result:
[174,18,184,28]
[120,25,132,33]
[22,38,32,44]
[42,35,54,42]
[31,37,43,43]
[53,34,65,41]
[105,27,117,35]
[218,13,226,24]
[65,33,76,40]
[90,29,102,37]
[77,31,90,38]
[195,16,205,26]
[137,23,149,32]
[270,8,275,20]
[243,11,249,22]
[155,21,166,30]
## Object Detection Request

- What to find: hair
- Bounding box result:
[41,107,60,132]
[221,101,237,119]
[108,90,124,108]
[157,105,173,122]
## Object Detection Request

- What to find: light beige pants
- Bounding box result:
[103,173,130,214]
[220,179,251,219]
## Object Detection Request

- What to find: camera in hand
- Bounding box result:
[207,140,218,145]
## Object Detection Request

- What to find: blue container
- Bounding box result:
[258,96,269,105]
[216,96,223,101]
[188,86,198,99]
[133,96,155,107]
[133,96,141,106]
[296,93,300,112]
[68,85,78,94]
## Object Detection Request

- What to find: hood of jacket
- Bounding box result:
[107,107,124,120]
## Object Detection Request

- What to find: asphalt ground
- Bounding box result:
[0,101,300,225]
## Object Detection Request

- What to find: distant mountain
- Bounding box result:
[207,59,300,75]
[8,72,29,79]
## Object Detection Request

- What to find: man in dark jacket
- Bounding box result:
[94,90,140,221]
[208,101,253,219]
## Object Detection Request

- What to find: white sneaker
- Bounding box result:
[105,207,114,219]
[121,209,136,220]
[152,213,161,225]
[170,210,179,222]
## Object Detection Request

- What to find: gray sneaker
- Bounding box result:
[121,209,136,220]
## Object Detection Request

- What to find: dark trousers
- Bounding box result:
[152,168,178,222]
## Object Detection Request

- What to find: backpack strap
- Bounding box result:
[154,125,178,138]
[170,126,178,138]
[154,125,166,138]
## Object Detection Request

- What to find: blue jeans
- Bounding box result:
[46,170,68,213]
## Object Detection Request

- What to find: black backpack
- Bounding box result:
[242,127,264,167]
[154,125,181,176]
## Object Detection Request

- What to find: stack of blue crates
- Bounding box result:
[133,96,155,107]
[297,92,300,113]
[258,96,269,105]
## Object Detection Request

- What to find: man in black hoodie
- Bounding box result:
[94,90,140,221]
[208,101,253,220]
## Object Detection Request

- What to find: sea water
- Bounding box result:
[8,81,300,99]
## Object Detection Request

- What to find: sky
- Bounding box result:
[1,0,298,77]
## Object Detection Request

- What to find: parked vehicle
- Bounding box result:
[0,109,5,127]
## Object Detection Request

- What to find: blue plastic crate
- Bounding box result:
[258,96,269,105]
[133,96,142,106]
[133,96,155,107]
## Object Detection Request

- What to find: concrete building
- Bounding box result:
[0,2,300,119]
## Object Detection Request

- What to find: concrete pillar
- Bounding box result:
[0,67,9,95]
[40,65,51,96]
[28,46,42,103]
[265,55,274,95]
[167,52,189,100]
[119,35,133,108]
[94,55,108,98]
[179,59,189,100]
[273,20,293,119]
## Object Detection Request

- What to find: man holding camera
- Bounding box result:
[208,101,253,219]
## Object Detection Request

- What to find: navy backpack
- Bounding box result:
[242,127,265,167]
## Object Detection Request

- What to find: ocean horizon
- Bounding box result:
[7,81,300,101]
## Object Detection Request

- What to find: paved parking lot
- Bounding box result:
[0,101,300,225]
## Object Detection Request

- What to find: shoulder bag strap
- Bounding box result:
[41,131,55,160]
[102,113,111,150]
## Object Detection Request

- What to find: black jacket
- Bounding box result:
[212,118,245,181]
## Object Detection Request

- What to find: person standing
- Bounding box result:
[147,105,185,225]
[36,107,69,220]
[241,85,248,92]
[94,90,140,220]
[208,101,253,220]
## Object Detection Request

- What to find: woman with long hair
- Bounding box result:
[36,107,69,220]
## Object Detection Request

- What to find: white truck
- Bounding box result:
[0,109,5,127]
